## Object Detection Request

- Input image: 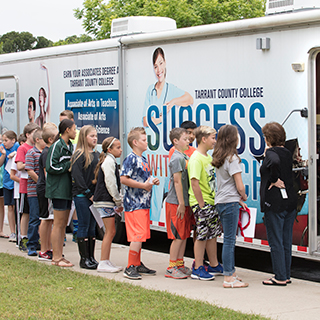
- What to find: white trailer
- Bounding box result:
[1,1,320,259]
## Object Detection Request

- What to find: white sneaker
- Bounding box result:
[97,260,121,273]
[8,233,16,242]
[107,260,123,272]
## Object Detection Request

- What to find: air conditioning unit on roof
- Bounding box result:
[266,0,320,15]
[111,16,177,38]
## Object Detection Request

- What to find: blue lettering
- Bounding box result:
[249,102,265,156]
[163,105,173,151]
[196,103,210,127]
[241,158,250,196]
[213,104,226,132]
[179,106,193,125]
[252,159,261,200]
[230,103,245,155]
[147,105,160,151]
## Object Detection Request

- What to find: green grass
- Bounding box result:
[0,253,268,319]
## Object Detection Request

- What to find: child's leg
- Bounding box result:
[205,237,218,267]
[0,196,5,236]
[169,239,183,264]
[128,241,142,267]
[8,205,16,234]
[51,209,69,261]
[20,213,29,236]
[194,239,207,269]
[100,217,116,261]
[39,220,53,253]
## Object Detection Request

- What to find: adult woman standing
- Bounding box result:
[260,122,297,286]
[142,47,193,221]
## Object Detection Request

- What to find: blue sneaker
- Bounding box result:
[207,262,223,276]
[28,249,37,256]
[191,266,215,281]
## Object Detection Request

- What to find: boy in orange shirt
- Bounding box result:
[120,127,160,280]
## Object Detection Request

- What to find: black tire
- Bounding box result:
[113,214,127,244]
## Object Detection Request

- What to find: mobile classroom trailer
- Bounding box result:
[1,0,320,260]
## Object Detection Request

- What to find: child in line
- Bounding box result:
[0,130,19,241]
[0,134,5,239]
[25,128,46,256]
[37,123,58,261]
[93,136,123,273]
[10,134,26,246]
[15,123,40,252]
[120,127,159,280]
[188,125,223,280]
[46,119,76,267]
[212,124,248,288]
[165,128,192,279]
[71,125,99,269]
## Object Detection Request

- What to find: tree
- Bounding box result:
[0,32,53,53]
[53,34,93,46]
[74,0,266,39]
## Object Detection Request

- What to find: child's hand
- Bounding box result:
[143,178,154,192]
[153,177,160,185]
[176,204,185,219]
[8,151,16,159]
[115,206,123,213]
[0,146,6,156]
[239,200,248,209]
[241,194,247,202]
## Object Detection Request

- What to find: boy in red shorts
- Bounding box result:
[120,127,160,280]
[165,128,192,279]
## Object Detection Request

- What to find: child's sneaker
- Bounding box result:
[97,260,121,273]
[107,260,123,272]
[19,237,28,252]
[8,233,16,242]
[136,262,156,275]
[123,265,142,280]
[191,265,215,281]
[38,250,53,261]
[207,262,223,276]
[178,265,192,276]
[165,266,188,279]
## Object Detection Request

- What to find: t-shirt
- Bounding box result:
[168,145,196,160]
[11,155,21,199]
[0,165,3,189]
[215,154,242,204]
[25,146,42,197]
[120,152,151,212]
[0,142,19,190]
[167,150,189,206]
[15,143,33,194]
[188,150,216,207]
[37,146,49,194]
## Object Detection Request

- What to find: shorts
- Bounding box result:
[3,188,14,206]
[165,202,192,240]
[52,198,72,211]
[191,203,222,241]
[0,188,3,197]
[19,193,29,214]
[38,192,54,220]
[125,209,150,243]
[96,207,115,219]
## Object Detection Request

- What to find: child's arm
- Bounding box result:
[173,171,185,218]
[26,169,38,183]
[10,169,20,183]
[0,146,6,166]
[233,172,247,201]
[120,175,154,192]
[191,178,205,208]
[46,145,70,174]
[8,151,17,159]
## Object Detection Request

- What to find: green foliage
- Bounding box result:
[34,36,54,49]
[74,0,266,39]
[53,34,93,46]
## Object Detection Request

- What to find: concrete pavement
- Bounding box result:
[1,223,320,320]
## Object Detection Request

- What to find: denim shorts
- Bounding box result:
[96,207,115,219]
[52,198,72,211]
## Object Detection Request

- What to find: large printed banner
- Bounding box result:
[65,90,119,144]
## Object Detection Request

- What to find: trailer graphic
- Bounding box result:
[1,7,320,259]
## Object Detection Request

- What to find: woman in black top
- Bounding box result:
[260,122,297,286]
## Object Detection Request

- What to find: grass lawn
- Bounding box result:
[0,253,269,319]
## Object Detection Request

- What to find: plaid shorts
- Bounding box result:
[192,203,222,241]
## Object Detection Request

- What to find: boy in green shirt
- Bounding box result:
[188,126,223,280]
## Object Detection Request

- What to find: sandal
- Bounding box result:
[233,275,242,282]
[262,278,286,286]
[0,233,9,239]
[223,279,249,288]
[51,258,74,267]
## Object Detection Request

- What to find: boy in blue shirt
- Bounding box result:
[120,127,159,280]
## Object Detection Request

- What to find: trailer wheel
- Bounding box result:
[113,214,127,244]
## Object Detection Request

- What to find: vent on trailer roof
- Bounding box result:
[266,0,320,15]
[111,16,177,38]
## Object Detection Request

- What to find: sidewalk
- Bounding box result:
[1,223,320,320]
